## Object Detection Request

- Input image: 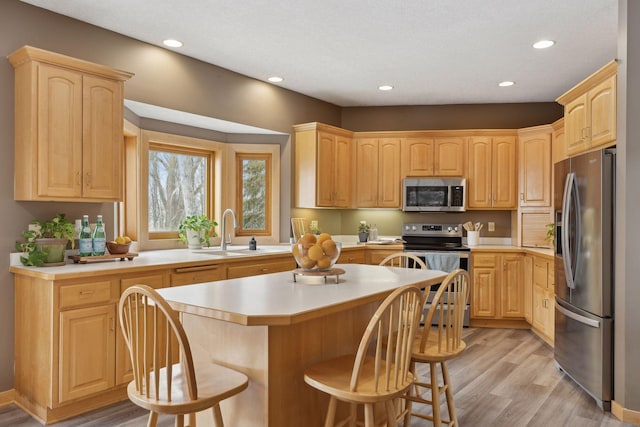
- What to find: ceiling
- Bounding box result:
[21,0,617,109]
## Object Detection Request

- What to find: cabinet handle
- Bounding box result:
[175,265,220,273]
[260,268,269,272]
[85,172,91,185]
[110,317,115,331]
[585,126,591,139]
[76,171,81,186]
[79,290,95,296]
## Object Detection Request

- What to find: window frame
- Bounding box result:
[235,152,272,237]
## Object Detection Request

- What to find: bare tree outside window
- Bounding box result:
[236,153,271,236]
[149,149,207,232]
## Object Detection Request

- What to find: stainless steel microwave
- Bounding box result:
[402,177,466,212]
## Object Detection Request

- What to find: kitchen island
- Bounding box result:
[157,263,447,427]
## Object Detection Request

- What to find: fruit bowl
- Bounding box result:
[107,241,131,254]
[291,233,341,271]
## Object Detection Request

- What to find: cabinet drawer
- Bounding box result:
[121,274,166,292]
[472,254,497,268]
[227,259,295,279]
[59,280,115,310]
[338,250,366,264]
[171,264,227,286]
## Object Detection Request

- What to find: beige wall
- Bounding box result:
[615,0,640,411]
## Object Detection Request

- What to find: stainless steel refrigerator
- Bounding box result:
[554,148,615,410]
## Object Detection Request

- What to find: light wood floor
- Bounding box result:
[0,328,633,427]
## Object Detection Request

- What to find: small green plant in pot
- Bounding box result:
[545,223,555,245]
[16,213,76,266]
[358,220,370,243]
[178,215,218,249]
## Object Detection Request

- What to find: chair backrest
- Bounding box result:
[350,285,424,393]
[418,269,470,353]
[378,252,429,270]
[119,285,198,401]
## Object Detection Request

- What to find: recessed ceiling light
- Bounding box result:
[498,81,515,87]
[267,76,284,83]
[533,40,555,49]
[378,85,394,91]
[163,39,183,48]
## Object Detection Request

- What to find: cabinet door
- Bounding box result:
[82,75,123,200]
[471,267,496,318]
[316,132,336,206]
[377,138,401,207]
[37,64,83,198]
[492,136,517,208]
[588,75,616,148]
[355,139,379,207]
[565,94,589,156]
[519,133,551,207]
[524,255,533,324]
[59,304,116,402]
[500,254,525,318]
[338,249,366,264]
[334,135,352,207]
[402,138,434,176]
[434,137,465,176]
[467,137,492,208]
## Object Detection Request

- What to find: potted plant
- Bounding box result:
[178,215,218,249]
[16,213,76,266]
[545,223,555,245]
[358,221,370,243]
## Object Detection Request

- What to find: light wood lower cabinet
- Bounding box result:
[471,252,525,322]
[531,256,554,345]
[227,255,296,279]
[338,248,366,264]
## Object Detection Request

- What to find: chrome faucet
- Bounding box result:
[220,208,238,250]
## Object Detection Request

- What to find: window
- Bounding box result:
[235,153,272,236]
[148,143,212,239]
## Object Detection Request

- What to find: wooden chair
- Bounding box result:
[403,269,470,427]
[304,285,424,427]
[119,285,249,427]
[378,252,429,270]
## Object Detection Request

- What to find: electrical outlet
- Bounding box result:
[488,222,495,232]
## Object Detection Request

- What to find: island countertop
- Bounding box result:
[157,263,448,326]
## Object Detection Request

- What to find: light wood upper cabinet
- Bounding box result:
[557,60,617,157]
[518,128,551,207]
[402,136,465,177]
[294,123,353,208]
[355,138,401,208]
[467,136,517,209]
[8,46,133,202]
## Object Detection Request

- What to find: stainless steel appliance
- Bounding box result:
[402,177,466,212]
[403,223,470,325]
[554,148,615,410]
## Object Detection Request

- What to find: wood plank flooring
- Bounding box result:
[0,328,633,426]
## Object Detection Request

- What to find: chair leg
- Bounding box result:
[441,362,458,426]
[212,404,224,427]
[188,413,196,427]
[348,403,357,427]
[175,414,185,427]
[147,411,159,427]
[430,362,441,427]
[364,403,375,427]
[324,396,338,427]
[385,399,398,427]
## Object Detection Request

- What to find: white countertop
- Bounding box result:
[156,263,448,326]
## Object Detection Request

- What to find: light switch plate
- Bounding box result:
[488,222,495,232]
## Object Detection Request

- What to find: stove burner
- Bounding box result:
[402,223,470,252]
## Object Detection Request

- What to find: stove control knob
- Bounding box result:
[454,226,459,232]
[411,225,418,231]
[447,226,452,232]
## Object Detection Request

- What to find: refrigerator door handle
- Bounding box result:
[561,172,576,289]
[555,300,600,328]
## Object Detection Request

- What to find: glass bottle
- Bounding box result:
[78,215,93,257]
[92,215,106,256]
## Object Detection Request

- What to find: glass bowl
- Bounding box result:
[291,235,341,271]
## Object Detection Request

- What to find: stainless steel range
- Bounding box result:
[402,223,470,326]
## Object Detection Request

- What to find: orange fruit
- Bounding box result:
[316,255,331,269]
[292,243,301,258]
[300,256,316,269]
[299,233,317,249]
[308,244,325,261]
[316,233,332,245]
[322,239,338,257]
